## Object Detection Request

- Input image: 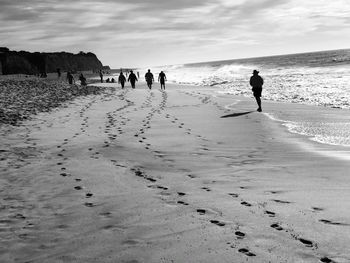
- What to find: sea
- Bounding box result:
[145,49,350,150]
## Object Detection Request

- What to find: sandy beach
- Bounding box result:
[1,81,350,263]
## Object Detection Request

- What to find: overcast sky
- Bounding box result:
[1,0,349,68]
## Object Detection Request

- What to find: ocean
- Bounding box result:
[150,49,350,109]
[145,49,350,149]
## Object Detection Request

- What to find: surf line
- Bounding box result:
[262,112,350,161]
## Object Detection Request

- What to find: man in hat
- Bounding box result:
[249,70,264,112]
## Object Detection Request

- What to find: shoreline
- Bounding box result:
[1,82,350,262]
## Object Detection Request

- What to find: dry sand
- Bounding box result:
[1,81,350,263]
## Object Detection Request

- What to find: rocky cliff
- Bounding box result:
[0,47,104,75]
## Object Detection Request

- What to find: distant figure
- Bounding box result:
[145,69,154,89]
[67,71,74,84]
[57,68,61,79]
[250,70,264,112]
[137,71,140,78]
[99,70,103,83]
[158,71,167,90]
[118,72,126,89]
[106,78,110,83]
[79,73,87,86]
[128,70,138,89]
[111,78,115,83]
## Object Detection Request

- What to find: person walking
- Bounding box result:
[145,69,154,89]
[249,70,264,112]
[128,70,138,89]
[57,68,61,79]
[99,70,103,83]
[67,71,75,84]
[79,73,87,86]
[158,71,167,90]
[118,71,126,89]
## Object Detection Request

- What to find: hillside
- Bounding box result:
[0,47,104,75]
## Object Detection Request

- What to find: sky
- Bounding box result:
[1,0,350,68]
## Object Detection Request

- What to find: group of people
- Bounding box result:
[116,68,263,112]
[64,67,264,113]
[115,69,167,90]
[66,71,87,86]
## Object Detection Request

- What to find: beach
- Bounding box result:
[1,80,350,262]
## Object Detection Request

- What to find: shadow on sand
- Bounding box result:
[220,111,253,118]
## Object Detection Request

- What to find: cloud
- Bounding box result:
[0,0,350,66]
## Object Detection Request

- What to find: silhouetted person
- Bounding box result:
[128,70,138,89]
[118,72,126,89]
[111,78,115,83]
[79,73,87,86]
[250,70,263,112]
[158,71,167,90]
[67,71,74,84]
[145,69,154,89]
[106,78,110,83]
[137,71,140,78]
[99,70,103,83]
[57,68,61,79]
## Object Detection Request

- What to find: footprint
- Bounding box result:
[228,193,239,198]
[177,201,189,206]
[187,174,196,179]
[60,173,68,177]
[264,210,276,217]
[271,223,283,231]
[86,193,93,198]
[145,177,157,182]
[148,185,168,190]
[84,202,94,207]
[319,219,348,226]
[156,185,168,190]
[320,257,336,263]
[12,213,26,220]
[177,192,186,196]
[273,199,291,204]
[235,231,245,239]
[268,190,284,194]
[99,212,112,218]
[135,170,144,177]
[298,238,315,248]
[210,220,225,227]
[74,186,83,190]
[240,201,252,207]
[238,248,256,257]
[196,209,206,215]
[201,187,211,192]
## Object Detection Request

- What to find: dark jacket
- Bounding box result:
[118,74,126,83]
[128,73,138,82]
[250,75,263,88]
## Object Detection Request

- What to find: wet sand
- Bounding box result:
[1,82,350,262]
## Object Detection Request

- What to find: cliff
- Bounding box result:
[0,48,103,75]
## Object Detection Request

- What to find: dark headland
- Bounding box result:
[0,47,106,75]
